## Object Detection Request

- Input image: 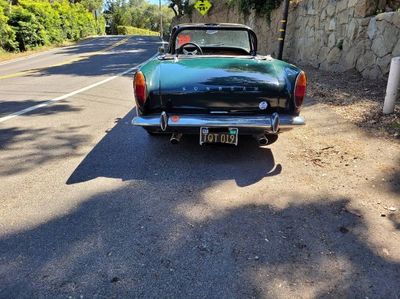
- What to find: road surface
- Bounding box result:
[0,36,399,298]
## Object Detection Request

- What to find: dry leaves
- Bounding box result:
[303,66,400,140]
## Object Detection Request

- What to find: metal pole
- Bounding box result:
[159,0,163,41]
[383,57,400,114]
[277,0,290,60]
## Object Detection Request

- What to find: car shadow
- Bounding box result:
[67,109,282,187]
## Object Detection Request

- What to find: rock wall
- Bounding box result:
[176,0,400,79]
[285,0,400,79]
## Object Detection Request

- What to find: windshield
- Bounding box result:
[175,29,251,53]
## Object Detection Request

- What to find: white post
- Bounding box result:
[383,57,400,114]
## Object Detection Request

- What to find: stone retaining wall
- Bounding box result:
[177,0,400,79]
[285,0,400,79]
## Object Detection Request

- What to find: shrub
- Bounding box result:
[52,0,97,41]
[0,0,105,52]
[117,25,159,36]
[0,1,18,51]
[97,15,106,35]
[8,5,47,51]
[20,0,63,44]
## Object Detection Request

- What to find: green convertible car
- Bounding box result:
[132,23,306,146]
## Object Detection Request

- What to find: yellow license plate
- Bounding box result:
[200,127,238,145]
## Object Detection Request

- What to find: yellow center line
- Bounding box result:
[0,37,130,80]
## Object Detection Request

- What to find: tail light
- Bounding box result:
[294,71,307,108]
[134,71,147,107]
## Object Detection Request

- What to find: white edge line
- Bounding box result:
[0,52,159,124]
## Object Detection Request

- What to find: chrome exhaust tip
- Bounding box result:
[258,137,269,146]
[255,134,269,146]
[170,133,182,144]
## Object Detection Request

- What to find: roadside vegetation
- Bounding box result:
[116,25,158,36]
[0,0,176,60]
[104,0,174,35]
[228,0,283,21]
[167,0,284,21]
[0,0,105,53]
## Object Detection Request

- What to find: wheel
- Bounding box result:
[265,134,279,145]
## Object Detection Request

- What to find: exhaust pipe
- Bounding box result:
[170,133,182,144]
[256,135,269,146]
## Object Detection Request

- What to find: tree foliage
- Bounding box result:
[166,0,284,21]
[229,0,283,20]
[167,0,190,17]
[0,0,18,51]
[116,25,158,36]
[104,0,174,35]
[0,0,105,52]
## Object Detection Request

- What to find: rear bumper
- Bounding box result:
[132,112,305,133]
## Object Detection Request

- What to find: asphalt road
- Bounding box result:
[0,36,399,298]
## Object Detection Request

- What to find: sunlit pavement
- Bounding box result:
[0,36,399,298]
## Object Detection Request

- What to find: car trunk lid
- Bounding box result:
[158,56,290,114]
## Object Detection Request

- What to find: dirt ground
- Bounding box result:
[299,65,399,231]
[303,65,400,139]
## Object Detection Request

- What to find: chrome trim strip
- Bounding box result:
[132,114,305,129]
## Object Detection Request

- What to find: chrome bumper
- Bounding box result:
[132,113,305,132]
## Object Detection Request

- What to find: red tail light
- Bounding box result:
[294,71,307,108]
[134,71,147,107]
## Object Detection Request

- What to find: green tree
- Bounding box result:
[1,0,104,52]
[104,0,174,35]
[0,0,18,51]
[8,4,46,50]
[80,0,103,12]
[20,0,64,44]
[167,0,189,17]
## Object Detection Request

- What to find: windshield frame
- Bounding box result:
[169,24,258,56]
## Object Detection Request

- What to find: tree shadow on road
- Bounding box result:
[56,36,160,56]
[0,99,85,176]
[66,109,281,187]
[57,36,131,56]
[0,100,81,119]
[0,191,399,298]
[0,123,89,176]
[27,37,160,78]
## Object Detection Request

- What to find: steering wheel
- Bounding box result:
[177,42,203,56]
